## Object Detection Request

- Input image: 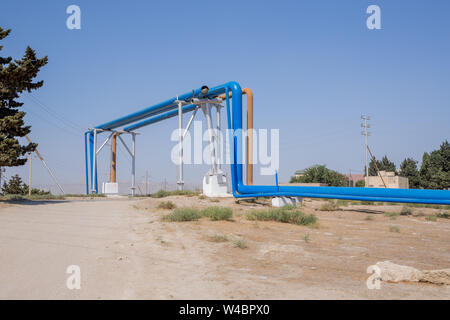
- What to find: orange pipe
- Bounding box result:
[111,133,117,183]
[219,88,254,185]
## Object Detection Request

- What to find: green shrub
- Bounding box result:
[162,208,201,222]
[400,206,413,216]
[151,189,199,198]
[233,239,247,249]
[157,201,176,210]
[303,232,310,243]
[151,190,171,198]
[0,194,65,201]
[247,207,317,226]
[336,200,349,207]
[426,215,437,222]
[389,225,400,233]
[384,212,399,218]
[1,174,51,196]
[201,206,232,221]
[65,193,106,198]
[319,202,339,211]
[208,234,228,242]
[436,212,450,219]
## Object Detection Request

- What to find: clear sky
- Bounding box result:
[1,0,449,193]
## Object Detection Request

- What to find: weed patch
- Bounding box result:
[157,201,176,210]
[247,207,317,226]
[162,208,201,222]
[201,206,233,221]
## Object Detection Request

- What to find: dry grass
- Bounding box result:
[207,234,229,243]
[162,206,233,222]
[319,201,340,211]
[400,206,413,216]
[233,239,248,249]
[162,208,201,222]
[246,207,317,226]
[157,201,176,210]
[151,190,199,198]
[201,206,233,221]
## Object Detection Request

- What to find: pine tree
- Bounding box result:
[368,155,396,176]
[399,158,420,189]
[0,27,47,167]
[419,140,450,189]
[1,174,27,194]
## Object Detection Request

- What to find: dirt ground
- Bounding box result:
[0,196,449,299]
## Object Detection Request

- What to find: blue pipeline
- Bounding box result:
[124,104,197,131]
[95,89,210,130]
[91,81,450,204]
[87,131,98,194]
[84,132,90,195]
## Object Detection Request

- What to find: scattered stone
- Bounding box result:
[420,269,450,285]
[376,261,421,282]
[375,261,450,285]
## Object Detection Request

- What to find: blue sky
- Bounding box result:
[1,0,449,193]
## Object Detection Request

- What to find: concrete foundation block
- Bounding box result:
[102,182,119,194]
[202,174,231,197]
[272,196,303,207]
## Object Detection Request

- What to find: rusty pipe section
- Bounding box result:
[219,88,254,185]
[111,133,117,183]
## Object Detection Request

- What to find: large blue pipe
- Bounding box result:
[124,104,197,131]
[84,131,90,195]
[92,81,450,204]
[96,90,208,130]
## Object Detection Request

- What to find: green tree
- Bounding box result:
[0,27,47,168]
[419,140,450,189]
[1,174,27,194]
[399,158,420,189]
[368,155,396,176]
[290,165,348,187]
[1,173,50,195]
[355,179,365,187]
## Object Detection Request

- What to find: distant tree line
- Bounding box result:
[290,165,348,187]
[291,140,450,190]
[1,174,50,195]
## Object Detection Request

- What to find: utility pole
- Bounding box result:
[25,135,65,194]
[348,169,351,187]
[28,153,32,196]
[361,115,371,187]
[145,170,148,196]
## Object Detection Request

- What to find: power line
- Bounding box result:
[22,104,81,137]
[25,94,83,131]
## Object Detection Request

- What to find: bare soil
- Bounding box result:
[0,196,449,299]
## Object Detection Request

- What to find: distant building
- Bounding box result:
[368,171,409,189]
[294,169,305,178]
[294,165,322,178]
[345,174,365,187]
